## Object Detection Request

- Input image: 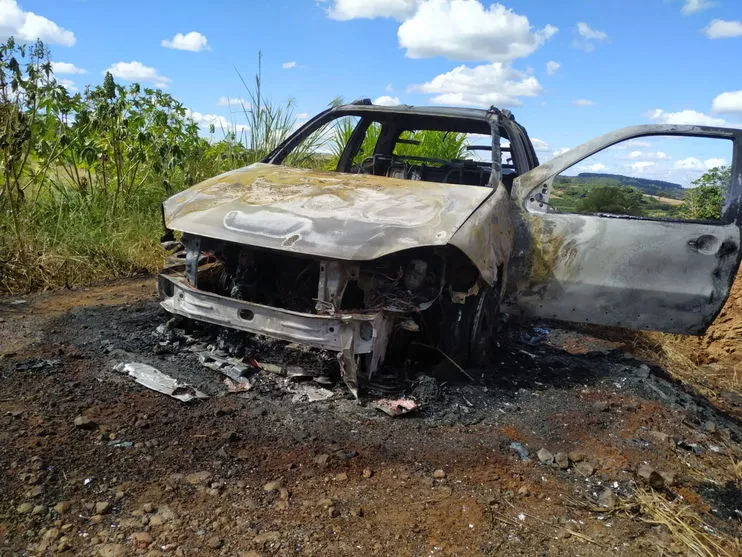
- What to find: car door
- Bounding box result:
[505,125,742,335]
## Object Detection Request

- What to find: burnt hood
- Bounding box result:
[163,163,492,260]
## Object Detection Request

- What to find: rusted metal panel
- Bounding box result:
[163,163,492,261]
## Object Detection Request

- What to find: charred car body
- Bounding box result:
[159,101,742,395]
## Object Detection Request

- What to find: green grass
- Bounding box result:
[0,186,165,293]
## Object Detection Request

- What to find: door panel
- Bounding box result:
[508,125,742,334]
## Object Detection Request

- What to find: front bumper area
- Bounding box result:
[158,272,390,396]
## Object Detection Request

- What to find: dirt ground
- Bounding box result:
[0,277,740,557]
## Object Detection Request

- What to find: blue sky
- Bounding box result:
[2,0,741,183]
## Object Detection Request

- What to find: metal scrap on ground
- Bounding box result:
[113,362,208,402]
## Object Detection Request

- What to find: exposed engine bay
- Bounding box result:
[159,233,489,396]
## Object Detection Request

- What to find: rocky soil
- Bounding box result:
[0,278,740,556]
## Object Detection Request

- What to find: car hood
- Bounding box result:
[163,163,492,260]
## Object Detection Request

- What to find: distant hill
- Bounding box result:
[555,172,685,199]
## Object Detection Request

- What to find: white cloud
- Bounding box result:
[217,96,248,107]
[712,90,742,114]
[552,147,571,157]
[626,150,670,160]
[104,61,171,88]
[572,22,607,51]
[296,112,309,119]
[531,138,550,152]
[161,31,209,52]
[675,157,704,170]
[51,61,86,75]
[704,157,726,169]
[398,1,557,62]
[703,19,742,39]
[186,109,249,134]
[572,99,594,106]
[281,61,297,69]
[326,0,422,20]
[411,62,542,107]
[630,161,655,172]
[576,22,607,40]
[680,0,715,15]
[580,163,607,172]
[0,0,76,46]
[645,108,725,126]
[373,95,401,106]
[385,83,394,92]
[546,60,560,75]
[611,139,652,150]
[56,77,77,92]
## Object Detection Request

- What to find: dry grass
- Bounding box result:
[632,489,740,557]
[633,331,740,401]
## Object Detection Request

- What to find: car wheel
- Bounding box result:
[440,287,500,368]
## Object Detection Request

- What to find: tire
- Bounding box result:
[440,287,500,368]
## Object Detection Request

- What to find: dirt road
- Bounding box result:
[0,278,740,556]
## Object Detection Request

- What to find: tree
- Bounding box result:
[678,166,730,220]
[576,185,645,216]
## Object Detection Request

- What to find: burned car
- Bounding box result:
[159,100,742,395]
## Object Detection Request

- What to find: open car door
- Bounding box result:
[507,125,742,335]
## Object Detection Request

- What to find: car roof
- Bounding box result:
[330,100,503,122]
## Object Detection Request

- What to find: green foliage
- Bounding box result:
[576,185,646,216]
[678,166,730,221]
[393,130,468,161]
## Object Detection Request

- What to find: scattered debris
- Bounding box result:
[371,398,418,417]
[223,377,252,393]
[114,362,207,402]
[509,442,530,461]
[74,415,97,430]
[290,384,334,403]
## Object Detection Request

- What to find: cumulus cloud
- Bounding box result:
[679,0,715,15]
[572,22,607,51]
[104,61,171,88]
[644,108,725,126]
[674,157,704,170]
[703,19,742,38]
[373,95,401,106]
[385,83,394,92]
[325,0,422,20]
[56,77,77,92]
[712,90,742,114]
[217,96,249,107]
[704,157,727,169]
[626,150,670,160]
[281,61,297,69]
[531,138,550,152]
[572,99,594,106]
[552,147,571,157]
[576,22,607,40]
[546,61,560,75]
[410,62,542,107]
[51,61,86,75]
[186,109,249,134]
[580,163,607,172]
[630,161,655,172]
[0,0,76,46]
[398,1,557,62]
[296,112,309,119]
[161,31,209,52]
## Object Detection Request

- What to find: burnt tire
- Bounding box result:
[440,287,500,369]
